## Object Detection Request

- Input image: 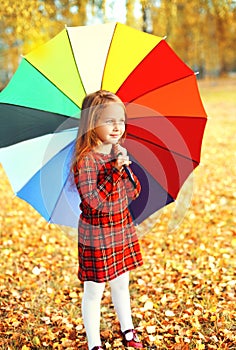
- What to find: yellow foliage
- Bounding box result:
[0,78,235,349]
[1,0,236,90]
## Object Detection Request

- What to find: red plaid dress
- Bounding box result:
[74,150,143,282]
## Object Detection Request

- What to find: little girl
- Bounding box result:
[72,90,143,350]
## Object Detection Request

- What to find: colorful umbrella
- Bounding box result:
[0,22,207,227]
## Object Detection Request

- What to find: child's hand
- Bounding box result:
[113,144,131,171]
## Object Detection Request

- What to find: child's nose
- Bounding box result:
[113,122,119,130]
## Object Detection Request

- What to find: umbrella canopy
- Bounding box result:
[0,22,207,227]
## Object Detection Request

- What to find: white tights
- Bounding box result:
[82,272,134,350]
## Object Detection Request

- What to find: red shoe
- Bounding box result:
[122,329,143,349]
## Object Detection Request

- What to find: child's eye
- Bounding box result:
[104,119,125,125]
[105,120,113,124]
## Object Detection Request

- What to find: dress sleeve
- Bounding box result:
[74,154,123,211]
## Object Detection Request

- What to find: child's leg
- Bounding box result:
[82,280,105,350]
[109,272,134,334]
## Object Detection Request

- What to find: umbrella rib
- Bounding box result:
[23,56,82,108]
[47,140,75,224]
[126,73,194,104]
[0,101,80,120]
[48,172,70,224]
[65,28,87,95]
[127,133,199,165]
[100,23,118,89]
[129,115,207,121]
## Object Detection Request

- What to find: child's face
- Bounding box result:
[95,103,126,145]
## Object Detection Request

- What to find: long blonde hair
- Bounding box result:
[71,90,127,171]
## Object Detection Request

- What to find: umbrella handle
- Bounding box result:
[123,165,137,189]
[116,151,136,188]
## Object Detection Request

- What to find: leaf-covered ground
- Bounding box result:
[0,78,235,349]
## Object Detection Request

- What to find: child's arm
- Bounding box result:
[74,154,124,211]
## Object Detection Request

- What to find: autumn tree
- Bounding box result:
[149,0,236,77]
[0,0,63,87]
[0,0,95,87]
[0,0,236,88]
[126,0,136,27]
[140,0,153,32]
